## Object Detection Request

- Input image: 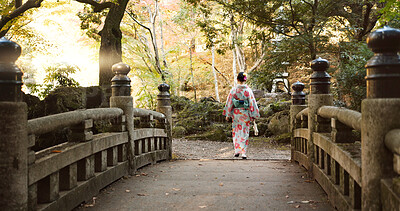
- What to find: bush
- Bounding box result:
[268,110,289,135]
[172,126,187,138]
[26,63,80,99]
[334,42,373,111]
[171,96,192,113]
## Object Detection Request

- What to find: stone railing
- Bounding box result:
[290,26,400,211]
[383,129,400,210]
[293,105,362,210]
[0,38,172,210]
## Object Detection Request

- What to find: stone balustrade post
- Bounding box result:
[361,26,400,210]
[300,115,308,128]
[0,37,28,210]
[290,81,307,161]
[307,57,333,176]
[156,83,172,159]
[331,118,353,143]
[109,62,136,174]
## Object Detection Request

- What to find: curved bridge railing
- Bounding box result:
[0,38,173,211]
[293,106,362,210]
[27,106,170,211]
[290,26,400,211]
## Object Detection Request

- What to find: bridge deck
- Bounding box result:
[75,160,333,211]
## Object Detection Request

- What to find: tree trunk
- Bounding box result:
[99,0,129,87]
[211,46,220,102]
[235,21,246,72]
[149,1,163,80]
[176,56,181,97]
[189,45,197,101]
[158,2,168,68]
[230,15,238,86]
[236,45,246,72]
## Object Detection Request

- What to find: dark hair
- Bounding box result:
[237,72,247,82]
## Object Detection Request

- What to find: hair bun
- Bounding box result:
[237,72,247,82]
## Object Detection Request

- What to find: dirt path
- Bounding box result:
[172,138,291,160]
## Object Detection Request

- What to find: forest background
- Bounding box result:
[1,0,400,111]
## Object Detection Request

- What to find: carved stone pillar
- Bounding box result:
[157,83,172,159]
[362,26,400,210]
[0,37,28,210]
[307,58,333,176]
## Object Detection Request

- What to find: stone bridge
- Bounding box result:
[0,26,400,211]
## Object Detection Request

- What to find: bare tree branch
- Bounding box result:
[197,56,230,85]
[125,9,164,77]
[248,52,266,72]
[125,10,152,32]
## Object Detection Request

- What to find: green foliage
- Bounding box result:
[174,97,225,134]
[122,35,164,109]
[269,100,290,113]
[379,0,400,28]
[333,41,373,111]
[0,0,16,34]
[27,63,80,99]
[248,67,278,92]
[77,5,107,41]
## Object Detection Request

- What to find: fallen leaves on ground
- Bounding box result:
[219,182,224,187]
[83,197,96,207]
[199,159,211,161]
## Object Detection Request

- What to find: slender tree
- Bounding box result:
[172,1,200,101]
[211,45,220,102]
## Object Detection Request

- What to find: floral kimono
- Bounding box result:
[223,84,260,155]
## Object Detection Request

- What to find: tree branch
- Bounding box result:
[289,0,303,36]
[0,0,44,36]
[125,10,163,76]
[15,0,22,8]
[75,0,113,12]
[301,0,314,9]
[248,51,266,72]
[197,56,230,84]
[125,10,152,32]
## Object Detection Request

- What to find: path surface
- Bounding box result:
[172,139,291,160]
[76,160,333,211]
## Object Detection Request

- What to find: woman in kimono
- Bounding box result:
[223,72,260,159]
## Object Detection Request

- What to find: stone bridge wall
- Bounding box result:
[290,27,400,210]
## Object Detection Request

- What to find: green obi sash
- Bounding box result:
[233,98,249,108]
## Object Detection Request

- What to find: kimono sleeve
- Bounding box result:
[223,88,235,118]
[248,88,260,119]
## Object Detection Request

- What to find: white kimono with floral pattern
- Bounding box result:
[223,84,260,155]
